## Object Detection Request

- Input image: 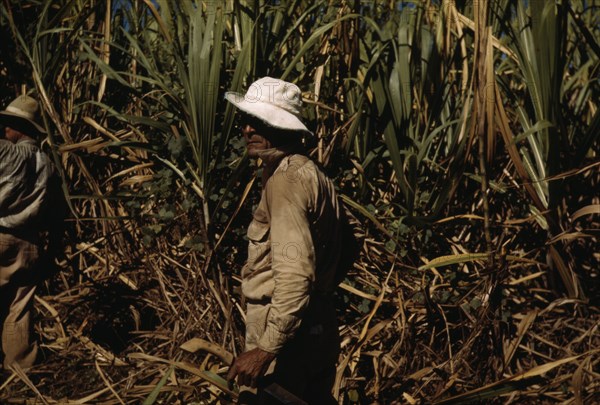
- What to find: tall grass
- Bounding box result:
[0,0,598,403]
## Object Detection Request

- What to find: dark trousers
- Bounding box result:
[240,297,340,404]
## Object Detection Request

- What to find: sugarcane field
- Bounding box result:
[0,1,598,404]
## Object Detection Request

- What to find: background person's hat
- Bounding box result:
[0,95,47,137]
[225,77,312,136]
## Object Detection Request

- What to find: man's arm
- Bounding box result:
[227,164,315,388]
[257,166,315,353]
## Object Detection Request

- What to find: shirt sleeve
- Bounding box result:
[256,165,315,354]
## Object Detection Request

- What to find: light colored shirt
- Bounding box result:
[242,148,343,354]
[0,138,54,231]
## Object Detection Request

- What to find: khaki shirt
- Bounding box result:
[242,149,343,354]
[0,139,54,232]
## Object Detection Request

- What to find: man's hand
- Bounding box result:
[226,347,276,388]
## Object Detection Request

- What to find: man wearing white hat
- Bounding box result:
[0,95,58,371]
[225,78,344,404]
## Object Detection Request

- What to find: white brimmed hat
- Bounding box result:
[225,77,312,135]
[0,95,47,136]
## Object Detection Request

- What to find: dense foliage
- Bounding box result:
[1,0,598,403]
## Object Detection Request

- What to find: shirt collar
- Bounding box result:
[17,138,37,146]
[257,142,303,166]
[256,142,304,183]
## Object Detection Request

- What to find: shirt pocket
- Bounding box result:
[246,216,270,274]
[247,218,269,242]
[247,206,269,242]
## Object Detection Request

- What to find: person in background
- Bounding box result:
[0,95,62,372]
[225,77,347,404]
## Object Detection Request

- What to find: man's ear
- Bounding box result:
[263,130,287,148]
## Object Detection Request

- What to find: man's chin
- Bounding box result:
[246,147,260,158]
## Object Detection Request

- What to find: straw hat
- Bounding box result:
[0,95,47,136]
[225,77,312,135]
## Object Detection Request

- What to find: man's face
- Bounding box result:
[4,127,24,143]
[240,113,278,158]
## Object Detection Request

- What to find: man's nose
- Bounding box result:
[242,124,254,137]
